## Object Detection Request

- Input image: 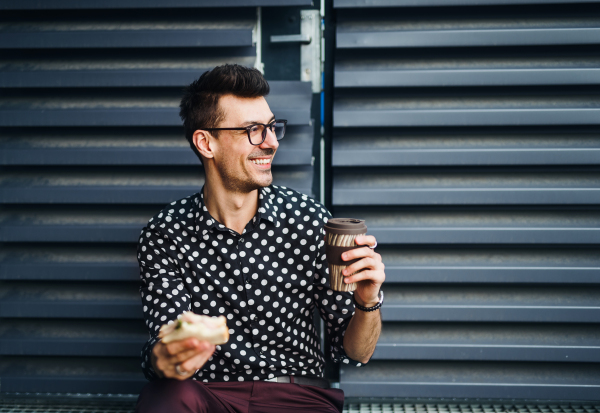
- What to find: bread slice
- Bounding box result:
[158,311,229,345]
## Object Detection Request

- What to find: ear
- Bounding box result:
[192,130,214,160]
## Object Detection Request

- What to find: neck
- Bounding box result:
[202,180,259,235]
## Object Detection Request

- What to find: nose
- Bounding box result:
[259,125,279,150]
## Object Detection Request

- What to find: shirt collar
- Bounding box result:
[193,189,225,235]
[257,186,280,226]
[194,186,279,235]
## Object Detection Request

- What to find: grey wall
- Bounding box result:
[0,0,313,394]
[331,0,600,400]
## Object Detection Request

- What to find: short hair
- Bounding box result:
[179,64,270,163]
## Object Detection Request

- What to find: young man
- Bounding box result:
[135,64,385,413]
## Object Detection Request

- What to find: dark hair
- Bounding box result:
[179,64,270,163]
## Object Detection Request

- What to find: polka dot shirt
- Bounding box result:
[138,185,362,382]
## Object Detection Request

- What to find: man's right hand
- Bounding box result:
[151,338,215,380]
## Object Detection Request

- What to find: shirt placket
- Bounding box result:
[237,219,265,360]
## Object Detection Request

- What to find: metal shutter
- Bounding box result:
[0,1,313,394]
[332,0,600,400]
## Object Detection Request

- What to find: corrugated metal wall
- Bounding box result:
[332,0,600,400]
[0,0,313,394]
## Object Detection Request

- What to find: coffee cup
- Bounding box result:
[323,218,367,292]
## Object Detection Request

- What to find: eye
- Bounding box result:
[249,125,260,133]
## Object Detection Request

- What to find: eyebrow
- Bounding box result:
[240,116,276,127]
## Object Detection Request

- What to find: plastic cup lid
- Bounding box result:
[324,218,367,235]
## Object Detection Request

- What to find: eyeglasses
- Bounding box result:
[201,119,287,146]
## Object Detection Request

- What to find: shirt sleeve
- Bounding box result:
[137,222,192,381]
[311,206,363,367]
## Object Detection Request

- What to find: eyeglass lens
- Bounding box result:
[249,121,286,145]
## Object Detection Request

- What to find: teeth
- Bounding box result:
[251,159,270,165]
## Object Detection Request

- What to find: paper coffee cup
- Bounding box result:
[324,218,367,292]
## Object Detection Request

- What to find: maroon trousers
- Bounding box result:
[135,379,345,413]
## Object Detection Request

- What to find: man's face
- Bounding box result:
[210,94,279,194]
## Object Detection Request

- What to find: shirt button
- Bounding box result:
[250,314,256,321]
[239,238,244,243]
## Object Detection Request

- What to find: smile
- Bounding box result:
[250,158,271,165]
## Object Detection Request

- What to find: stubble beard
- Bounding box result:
[219,160,273,195]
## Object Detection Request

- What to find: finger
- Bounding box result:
[170,364,194,381]
[155,349,195,379]
[163,337,203,356]
[342,256,379,276]
[179,344,216,372]
[344,269,385,285]
[155,338,207,375]
[159,341,213,380]
[342,246,373,262]
[354,235,377,248]
[168,343,210,365]
[172,339,213,359]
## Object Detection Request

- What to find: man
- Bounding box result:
[135,64,385,413]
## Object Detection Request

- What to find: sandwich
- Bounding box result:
[158,311,229,345]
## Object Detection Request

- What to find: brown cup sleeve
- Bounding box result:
[325,244,362,266]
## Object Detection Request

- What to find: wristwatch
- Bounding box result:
[352,290,383,312]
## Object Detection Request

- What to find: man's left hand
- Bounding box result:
[341,235,385,307]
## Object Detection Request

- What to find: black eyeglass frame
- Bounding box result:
[200,119,287,146]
